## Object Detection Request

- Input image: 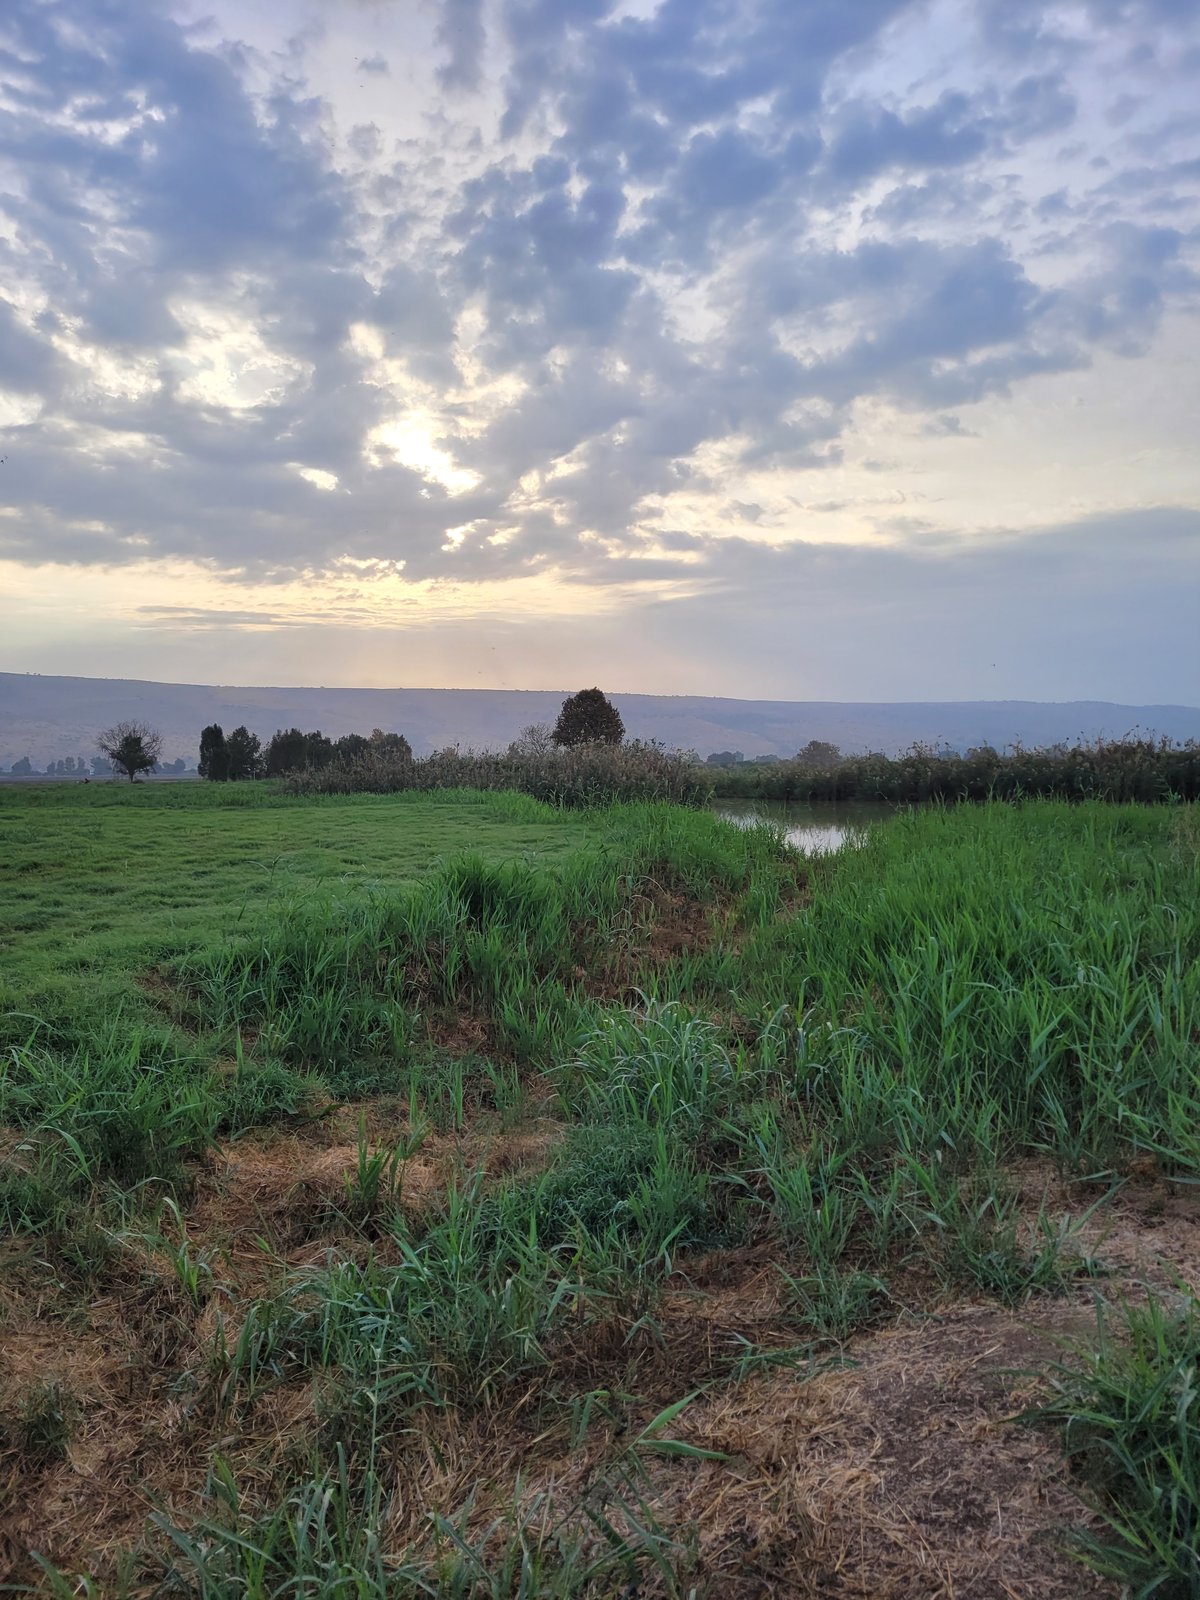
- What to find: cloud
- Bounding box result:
[0,0,1195,665]
[436,0,485,91]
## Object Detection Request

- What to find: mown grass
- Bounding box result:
[2,788,1198,1595]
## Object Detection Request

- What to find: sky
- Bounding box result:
[0,0,1198,703]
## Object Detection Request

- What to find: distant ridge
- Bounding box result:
[2,671,1199,768]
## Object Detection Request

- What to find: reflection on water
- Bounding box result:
[713,801,893,855]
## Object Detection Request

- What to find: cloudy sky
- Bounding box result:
[1,0,1198,702]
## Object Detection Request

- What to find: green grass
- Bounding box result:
[0,782,597,1055]
[1033,1294,1200,1598]
[3,788,1199,1595]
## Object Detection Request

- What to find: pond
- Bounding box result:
[712,800,895,855]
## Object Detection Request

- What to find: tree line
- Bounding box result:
[196,689,627,781]
[198,724,414,781]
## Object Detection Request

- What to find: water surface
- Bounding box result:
[712,800,893,855]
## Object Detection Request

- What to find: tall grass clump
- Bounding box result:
[1033,1295,1200,1598]
[175,804,784,1084]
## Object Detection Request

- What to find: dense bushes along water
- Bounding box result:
[283,739,712,807]
[713,735,1200,804]
[277,734,1200,807]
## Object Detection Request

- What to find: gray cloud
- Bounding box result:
[0,0,1195,621]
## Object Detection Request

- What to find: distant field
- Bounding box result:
[1,789,1198,1596]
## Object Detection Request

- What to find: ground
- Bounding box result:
[0,786,1196,1596]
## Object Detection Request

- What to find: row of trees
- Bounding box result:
[199,723,413,781]
[197,689,627,781]
[705,741,843,770]
[3,751,191,778]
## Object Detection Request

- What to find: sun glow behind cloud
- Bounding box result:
[364,414,481,496]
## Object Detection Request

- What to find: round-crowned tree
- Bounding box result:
[552,688,625,747]
[97,721,163,783]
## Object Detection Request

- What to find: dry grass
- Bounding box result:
[4,1128,1198,1594]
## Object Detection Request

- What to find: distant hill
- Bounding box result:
[2,671,1199,769]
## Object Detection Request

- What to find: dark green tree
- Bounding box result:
[265,728,305,775]
[368,728,412,762]
[335,732,371,765]
[97,721,163,783]
[303,731,336,769]
[264,728,335,775]
[226,725,262,781]
[552,688,625,748]
[199,724,230,781]
[794,740,842,771]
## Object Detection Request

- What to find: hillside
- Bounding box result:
[2,671,1199,768]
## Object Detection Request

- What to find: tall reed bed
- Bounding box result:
[282,741,713,807]
[714,734,1200,803]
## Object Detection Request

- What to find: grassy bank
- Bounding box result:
[1,789,1198,1595]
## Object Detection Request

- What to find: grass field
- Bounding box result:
[1,785,1198,1597]
[0,784,597,1054]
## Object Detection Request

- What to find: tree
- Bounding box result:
[11,756,34,776]
[303,730,336,769]
[336,732,371,765]
[552,689,624,748]
[226,726,262,781]
[368,728,413,762]
[91,755,113,776]
[794,740,842,771]
[265,727,306,776]
[508,722,555,757]
[97,721,163,783]
[264,728,335,776]
[199,724,229,781]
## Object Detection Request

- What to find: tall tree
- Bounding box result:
[552,689,625,748]
[226,725,262,781]
[508,722,555,756]
[303,730,335,769]
[97,721,163,783]
[794,740,842,771]
[263,727,336,775]
[199,724,229,781]
[336,732,371,765]
[368,728,412,761]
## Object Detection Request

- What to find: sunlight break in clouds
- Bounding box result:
[0,0,1197,700]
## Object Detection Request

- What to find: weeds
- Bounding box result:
[1033,1294,1200,1598]
[3,1379,80,1466]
